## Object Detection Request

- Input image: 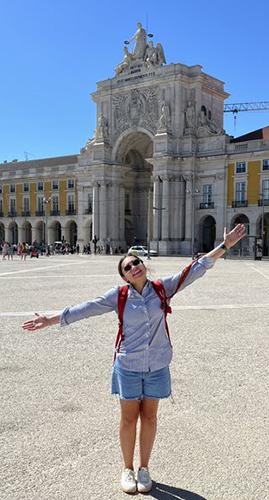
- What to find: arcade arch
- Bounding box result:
[48,221,61,244]
[64,220,77,245]
[8,221,18,244]
[35,221,45,243]
[21,221,32,244]
[198,215,216,252]
[230,214,252,257]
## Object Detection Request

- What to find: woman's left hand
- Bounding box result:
[224,224,246,249]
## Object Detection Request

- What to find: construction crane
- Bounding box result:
[224,102,269,113]
[223,101,269,130]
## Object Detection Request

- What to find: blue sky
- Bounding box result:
[1,0,268,162]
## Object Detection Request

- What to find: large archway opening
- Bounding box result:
[199,216,216,252]
[115,131,153,247]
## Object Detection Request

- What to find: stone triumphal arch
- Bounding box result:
[77,22,229,254]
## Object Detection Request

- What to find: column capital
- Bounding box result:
[183,174,193,182]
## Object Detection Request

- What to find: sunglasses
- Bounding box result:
[123,258,142,273]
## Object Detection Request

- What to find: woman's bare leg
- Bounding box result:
[119,400,140,469]
[139,399,159,468]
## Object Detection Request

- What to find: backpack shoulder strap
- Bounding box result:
[114,285,129,361]
[151,280,172,346]
[151,280,172,315]
[170,261,194,299]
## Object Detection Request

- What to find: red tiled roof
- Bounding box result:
[231,126,269,142]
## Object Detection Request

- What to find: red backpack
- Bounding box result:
[114,262,193,361]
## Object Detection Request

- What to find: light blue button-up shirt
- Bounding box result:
[60,256,215,372]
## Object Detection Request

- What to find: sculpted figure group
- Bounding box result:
[184,101,222,136]
[115,22,166,75]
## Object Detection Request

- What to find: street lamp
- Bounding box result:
[153,206,166,255]
[186,185,200,258]
[260,192,265,256]
[43,196,51,249]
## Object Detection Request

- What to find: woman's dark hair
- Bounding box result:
[118,252,143,278]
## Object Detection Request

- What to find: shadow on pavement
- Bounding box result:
[149,482,207,500]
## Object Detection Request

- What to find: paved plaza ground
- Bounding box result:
[0,254,268,500]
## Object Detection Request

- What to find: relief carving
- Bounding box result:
[112,87,159,135]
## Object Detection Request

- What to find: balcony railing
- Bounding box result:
[8,211,17,217]
[258,198,269,206]
[66,209,76,215]
[84,208,92,215]
[21,211,30,217]
[36,210,45,216]
[50,210,60,216]
[200,202,215,209]
[232,200,248,208]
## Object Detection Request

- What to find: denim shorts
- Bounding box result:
[111,364,171,400]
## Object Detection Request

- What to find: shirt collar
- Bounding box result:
[129,280,150,296]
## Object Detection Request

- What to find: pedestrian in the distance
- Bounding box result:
[22,224,246,494]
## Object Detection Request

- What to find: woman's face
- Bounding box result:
[121,256,147,284]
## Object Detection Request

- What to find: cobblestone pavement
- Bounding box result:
[0,255,268,500]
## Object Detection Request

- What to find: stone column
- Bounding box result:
[18,226,24,243]
[48,226,54,245]
[119,184,125,242]
[185,176,192,240]
[161,176,170,240]
[76,184,84,245]
[99,181,107,240]
[31,225,38,243]
[172,176,185,239]
[153,176,161,240]
[111,181,120,242]
[92,182,100,239]
[215,173,225,242]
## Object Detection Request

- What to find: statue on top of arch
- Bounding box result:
[115,22,166,75]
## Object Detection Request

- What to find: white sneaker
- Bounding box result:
[121,468,137,494]
[137,467,152,493]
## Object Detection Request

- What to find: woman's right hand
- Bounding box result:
[22,313,50,332]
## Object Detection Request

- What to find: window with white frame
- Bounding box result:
[263,159,269,171]
[52,180,59,190]
[88,193,92,212]
[10,184,15,193]
[262,179,269,201]
[236,161,246,174]
[67,179,74,189]
[37,181,44,191]
[37,197,44,213]
[10,198,16,213]
[235,182,246,201]
[68,194,75,212]
[203,184,212,204]
[23,197,30,213]
[23,183,29,192]
[52,195,59,212]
